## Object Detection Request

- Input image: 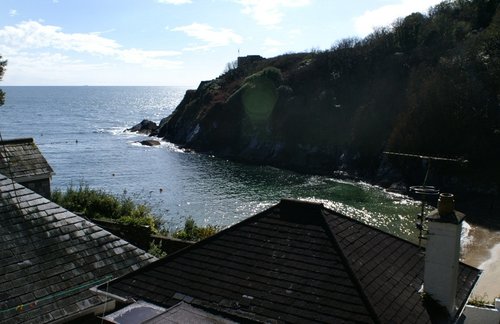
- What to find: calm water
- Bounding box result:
[0,86,422,240]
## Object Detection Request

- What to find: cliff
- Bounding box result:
[148,0,500,200]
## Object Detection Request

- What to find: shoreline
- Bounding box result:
[474,242,500,301]
[462,224,500,302]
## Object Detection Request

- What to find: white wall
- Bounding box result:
[463,299,500,323]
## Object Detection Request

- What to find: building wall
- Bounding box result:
[463,300,500,323]
[237,55,264,69]
[21,178,51,198]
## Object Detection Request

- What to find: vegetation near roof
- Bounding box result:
[99,199,480,323]
[51,184,220,250]
[171,216,219,241]
[51,184,164,234]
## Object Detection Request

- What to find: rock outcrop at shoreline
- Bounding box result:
[128,119,158,135]
[131,0,500,206]
[139,139,161,146]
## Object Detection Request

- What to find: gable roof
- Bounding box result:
[0,173,156,324]
[0,138,54,182]
[98,199,480,323]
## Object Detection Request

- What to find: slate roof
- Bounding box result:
[98,199,480,323]
[0,173,156,324]
[0,138,54,182]
[144,302,238,324]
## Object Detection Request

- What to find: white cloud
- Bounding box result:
[9,9,17,17]
[0,21,120,55]
[172,23,243,51]
[0,20,182,69]
[13,52,105,74]
[157,0,191,4]
[2,51,109,84]
[236,0,310,27]
[117,48,183,68]
[354,0,442,36]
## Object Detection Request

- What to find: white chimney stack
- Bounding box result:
[424,193,465,318]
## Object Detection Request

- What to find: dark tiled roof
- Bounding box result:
[0,173,156,324]
[144,302,238,324]
[100,199,480,323]
[0,138,54,182]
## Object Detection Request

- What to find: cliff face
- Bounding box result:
[160,57,357,174]
[156,0,500,196]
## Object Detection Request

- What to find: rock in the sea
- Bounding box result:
[140,140,161,146]
[128,119,158,135]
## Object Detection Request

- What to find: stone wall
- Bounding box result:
[91,218,193,254]
[237,55,264,69]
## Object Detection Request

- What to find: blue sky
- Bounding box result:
[1,0,442,86]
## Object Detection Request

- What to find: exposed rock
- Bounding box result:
[140,140,161,146]
[128,119,158,135]
[131,2,500,203]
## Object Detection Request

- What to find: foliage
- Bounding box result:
[148,240,167,258]
[468,293,493,307]
[243,66,283,87]
[51,184,164,234]
[0,55,6,106]
[223,59,238,73]
[163,0,500,194]
[172,217,219,241]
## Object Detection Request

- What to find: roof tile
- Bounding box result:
[100,199,480,323]
[0,139,54,181]
[0,173,156,323]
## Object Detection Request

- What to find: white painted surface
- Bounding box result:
[424,219,463,316]
[463,304,500,323]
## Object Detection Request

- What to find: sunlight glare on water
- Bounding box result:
[1,86,424,240]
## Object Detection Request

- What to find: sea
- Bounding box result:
[3,85,500,297]
[0,86,450,240]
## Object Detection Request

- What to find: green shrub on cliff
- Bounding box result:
[0,55,6,107]
[243,66,283,87]
[158,0,500,196]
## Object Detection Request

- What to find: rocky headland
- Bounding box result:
[131,0,500,226]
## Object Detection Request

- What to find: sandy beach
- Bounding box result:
[462,223,500,302]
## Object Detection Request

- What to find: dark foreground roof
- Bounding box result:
[0,173,156,324]
[0,138,54,182]
[98,199,480,323]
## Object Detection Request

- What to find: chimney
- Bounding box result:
[424,193,465,318]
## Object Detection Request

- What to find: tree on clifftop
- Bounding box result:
[0,55,6,106]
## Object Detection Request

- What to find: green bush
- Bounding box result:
[244,66,283,87]
[148,240,167,258]
[172,217,219,241]
[51,184,164,234]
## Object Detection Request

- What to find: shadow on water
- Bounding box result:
[455,195,500,231]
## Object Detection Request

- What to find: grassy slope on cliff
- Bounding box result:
[160,0,500,196]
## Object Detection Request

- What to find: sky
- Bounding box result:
[0,0,443,86]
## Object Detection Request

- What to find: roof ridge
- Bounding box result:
[98,201,282,285]
[0,137,34,145]
[319,208,381,323]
